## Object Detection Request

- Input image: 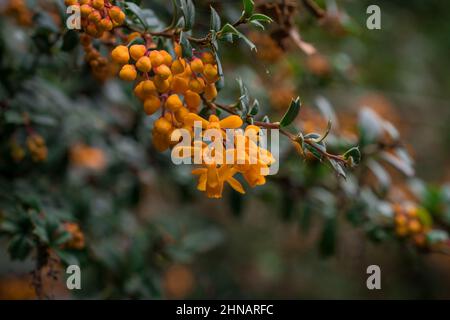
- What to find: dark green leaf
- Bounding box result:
[179,31,193,59]
[61,30,79,52]
[180,0,195,31]
[219,23,256,51]
[242,0,255,18]
[125,2,149,30]
[210,6,221,32]
[249,13,273,23]
[343,146,361,166]
[280,96,301,127]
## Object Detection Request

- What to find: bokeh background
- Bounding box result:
[1,0,450,299]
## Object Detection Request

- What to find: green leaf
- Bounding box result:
[329,159,346,179]
[210,6,221,32]
[54,249,79,266]
[180,0,195,31]
[343,146,361,166]
[249,13,273,23]
[219,23,256,51]
[125,2,149,30]
[214,50,225,90]
[54,231,73,246]
[179,31,193,59]
[417,207,433,227]
[242,0,255,18]
[237,78,250,114]
[250,20,265,30]
[61,30,79,52]
[249,99,259,116]
[280,96,301,127]
[8,235,33,260]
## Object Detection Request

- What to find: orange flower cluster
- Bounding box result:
[393,203,429,247]
[64,0,125,38]
[63,222,85,250]
[26,134,48,162]
[70,143,106,171]
[80,34,118,81]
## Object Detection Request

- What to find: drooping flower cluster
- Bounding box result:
[393,203,430,247]
[64,0,125,38]
[80,34,118,81]
[110,39,277,198]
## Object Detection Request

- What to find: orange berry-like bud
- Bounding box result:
[92,0,104,10]
[189,78,205,94]
[201,52,215,64]
[171,59,185,75]
[127,32,141,43]
[184,90,201,111]
[142,80,156,95]
[154,77,170,93]
[111,45,130,65]
[408,220,422,233]
[136,56,152,73]
[99,18,113,31]
[154,117,172,134]
[204,64,218,83]
[204,83,217,101]
[144,96,161,115]
[79,0,90,4]
[149,50,164,67]
[108,6,125,25]
[174,107,189,123]
[171,76,189,94]
[119,64,137,81]
[174,42,182,57]
[190,58,204,73]
[160,50,173,66]
[80,4,93,17]
[65,0,78,5]
[129,44,147,61]
[88,10,102,23]
[155,64,172,80]
[79,34,91,47]
[165,94,183,112]
[86,23,99,37]
[134,82,145,100]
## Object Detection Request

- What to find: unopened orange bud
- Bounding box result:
[136,56,152,73]
[204,83,217,101]
[92,0,104,10]
[155,117,173,134]
[149,50,164,67]
[190,58,204,73]
[184,90,201,111]
[129,44,147,61]
[144,96,161,115]
[204,64,218,83]
[165,94,183,112]
[111,45,130,65]
[119,64,137,81]
[189,78,205,94]
[160,50,173,66]
[155,64,172,80]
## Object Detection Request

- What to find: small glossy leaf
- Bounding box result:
[219,23,256,51]
[343,146,361,165]
[242,0,255,18]
[280,96,301,127]
[180,0,195,31]
[249,13,273,23]
[179,31,193,58]
[210,6,221,32]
